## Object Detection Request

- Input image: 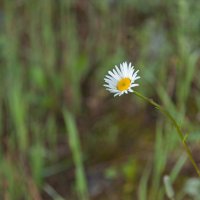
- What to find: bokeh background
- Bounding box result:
[1,0,200,199]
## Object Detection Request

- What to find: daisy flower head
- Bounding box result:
[104,62,140,97]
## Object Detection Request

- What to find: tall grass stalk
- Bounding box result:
[43,184,65,200]
[63,109,89,200]
[138,162,151,200]
[133,91,200,177]
[149,119,168,199]
[163,176,175,200]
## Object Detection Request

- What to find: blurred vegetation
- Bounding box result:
[0,0,200,199]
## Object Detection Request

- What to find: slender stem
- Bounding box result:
[133,91,200,177]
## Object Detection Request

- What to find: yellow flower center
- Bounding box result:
[117,78,131,91]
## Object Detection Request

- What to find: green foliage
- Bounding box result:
[0,0,200,199]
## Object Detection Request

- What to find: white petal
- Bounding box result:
[113,69,121,79]
[128,88,133,92]
[115,65,123,77]
[131,83,139,87]
[134,76,140,81]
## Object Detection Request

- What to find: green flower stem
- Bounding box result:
[133,91,200,177]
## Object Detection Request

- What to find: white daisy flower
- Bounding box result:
[104,62,140,97]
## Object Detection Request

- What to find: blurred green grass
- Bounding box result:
[1,0,200,199]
